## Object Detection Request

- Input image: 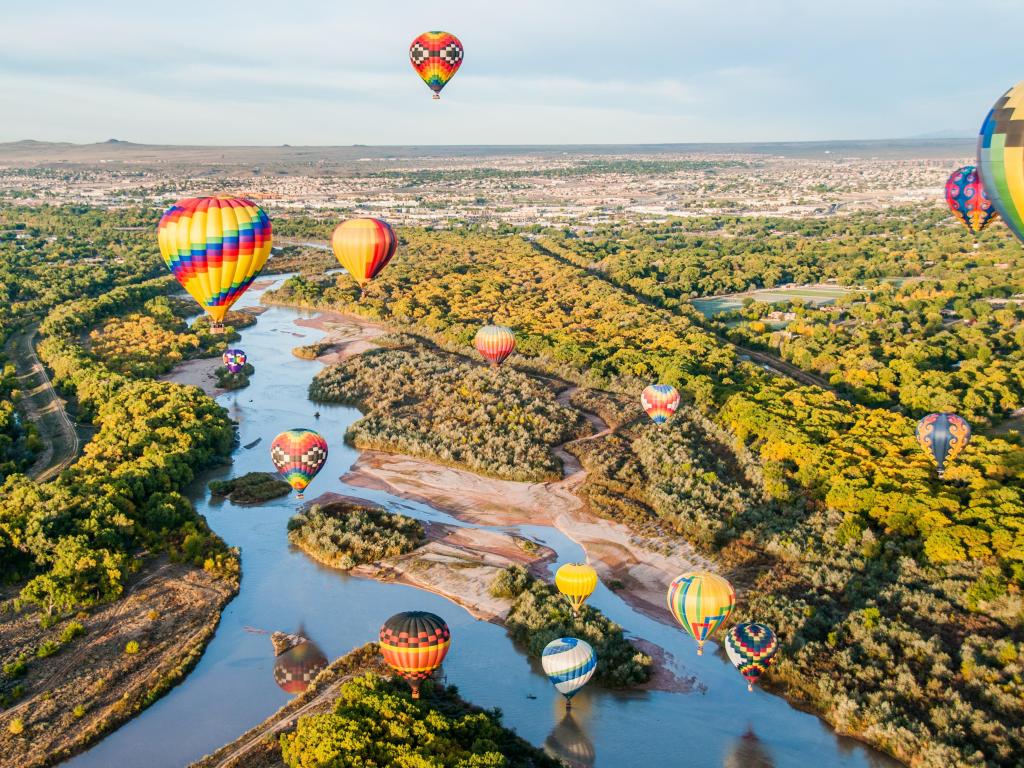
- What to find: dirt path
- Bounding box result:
[4,326,81,481]
[552,385,612,481]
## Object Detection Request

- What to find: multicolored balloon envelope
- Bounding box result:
[410,31,464,99]
[331,218,398,288]
[667,571,735,655]
[273,637,328,695]
[916,412,971,478]
[945,165,997,235]
[474,325,516,367]
[541,637,596,707]
[222,348,247,374]
[641,384,680,425]
[724,623,779,691]
[555,563,598,614]
[157,197,272,328]
[270,429,329,498]
[379,611,451,699]
[979,81,1024,244]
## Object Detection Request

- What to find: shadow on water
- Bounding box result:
[60,277,902,768]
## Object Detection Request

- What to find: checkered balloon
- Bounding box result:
[270,429,329,498]
[409,31,463,98]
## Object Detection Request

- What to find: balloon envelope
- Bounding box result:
[541,637,596,701]
[979,81,1024,243]
[724,623,779,691]
[379,611,451,698]
[270,429,328,497]
[222,348,247,374]
[555,563,598,613]
[157,197,272,324]
[474,325,516,367]
[410,31,463,98]
[331,218,397,287]
[667,571,735,654]
[945,166,997,235]
[641,384,680,425]
[916,413,971,477]
[274,637,328,695]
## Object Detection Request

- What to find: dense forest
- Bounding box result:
[0,277,237,622]
[0,206,166,480]
[287,502,424,570]
[267,223,1024,765]
[308,336,587,481]
[280,673,560,768]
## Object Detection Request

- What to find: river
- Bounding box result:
[62,277,898,768]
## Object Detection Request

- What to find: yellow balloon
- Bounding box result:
[555,563,598,614]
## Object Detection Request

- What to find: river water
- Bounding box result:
[63,278,898,768]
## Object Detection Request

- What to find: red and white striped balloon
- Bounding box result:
[474,325,515,367]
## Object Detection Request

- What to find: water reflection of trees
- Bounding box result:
[723,727,774,768]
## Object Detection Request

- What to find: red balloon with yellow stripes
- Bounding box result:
[474,324,515,367]
[331,218,397,287]
[379,611,451,698]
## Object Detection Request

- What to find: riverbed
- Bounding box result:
[62,277,898,768]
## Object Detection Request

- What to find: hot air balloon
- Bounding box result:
[273,629,328,695]
[979,81,1024,244]
[555,563,598,615]
[945,166,997,236]
[667,571,735,655]
[157,197,272,332]
[724,623,779,692]
[541,637,595,710]
[331,218,397,289]
[410,31,463,99]
[222,348,247,374]
[270,429,329,498]
[641,384,680,425]
[379,611,451,699]
[474,325,515,367]
[916,413,971,478]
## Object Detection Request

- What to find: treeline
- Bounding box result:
[267,224,1024,764]
[287,502,424,570]
[309,339,586,481]
[280,673,560,768]
[0,204,167,479]
[490,565,652,688]
[0,278,237,624]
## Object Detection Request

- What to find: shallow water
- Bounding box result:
[63,278,899,768]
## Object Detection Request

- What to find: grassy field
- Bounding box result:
[691,284,857,316]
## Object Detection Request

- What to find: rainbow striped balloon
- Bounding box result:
[724,623,779,691]
[222,348,247,374]
[270,429,328,499]
[474,325,515,367]
[667,571,735,655]
[379,611,451,699]
[541,637,596,704]
[979,81,1024,244]
[331,218,397,287]
[157,197,272,326]
[945,166,997,236]
[409,31,464,99]
[641,384,680,425]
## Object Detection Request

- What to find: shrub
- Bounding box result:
[124,640,140,655]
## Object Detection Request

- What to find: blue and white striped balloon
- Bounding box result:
[541,637,596,700]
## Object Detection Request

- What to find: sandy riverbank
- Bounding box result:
[342,451,714,625]
[159,357,225,398]
[292,312,387,364]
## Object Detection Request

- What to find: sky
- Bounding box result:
[1,0,1023,146]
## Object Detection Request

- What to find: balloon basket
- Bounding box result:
[210,322,225,335]
[747,683,753,692]
[296,493,304,499]
[432,93,441,100]
[696,647,704,656]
